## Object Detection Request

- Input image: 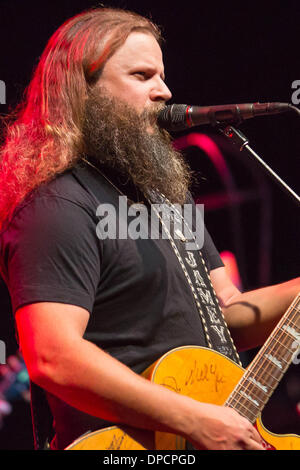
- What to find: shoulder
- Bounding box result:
[1,163,103,237]
[27,164,100,219]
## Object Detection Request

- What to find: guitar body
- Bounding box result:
[66,346,300,450]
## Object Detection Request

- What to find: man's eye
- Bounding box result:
[134,72,147,79]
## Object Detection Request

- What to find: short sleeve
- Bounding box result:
[185,191,224,272]
[201,226,224,272]
[0,196,101,315]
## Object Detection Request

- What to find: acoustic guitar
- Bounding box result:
[66,294,300,450]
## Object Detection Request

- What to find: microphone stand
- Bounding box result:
[217,124,300,206]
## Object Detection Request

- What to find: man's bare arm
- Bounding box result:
[210,267,300,351]
[15,302,264,450]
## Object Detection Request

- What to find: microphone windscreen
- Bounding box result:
[157,104,188,131]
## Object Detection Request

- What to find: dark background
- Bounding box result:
[0,0,299,450]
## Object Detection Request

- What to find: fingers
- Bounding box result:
[232,421,265,450]
[238,426,265,450]
[250,426,264,445]
[190,404,267,450]
[243,438,265,450]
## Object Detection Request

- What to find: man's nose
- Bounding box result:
[150,79,172,102]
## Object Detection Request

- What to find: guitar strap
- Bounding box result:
[75,161,241,366]
[147,191,242,366]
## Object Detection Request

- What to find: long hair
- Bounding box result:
[0,7,162,229]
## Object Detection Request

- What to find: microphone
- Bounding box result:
[157,102,292,131]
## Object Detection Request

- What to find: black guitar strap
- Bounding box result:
[147,191,242,366]
[75,162,241,365]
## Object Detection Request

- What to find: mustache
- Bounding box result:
[141,102,166,124]
[82,93,191,205]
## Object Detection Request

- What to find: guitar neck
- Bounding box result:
[225,294,300,423]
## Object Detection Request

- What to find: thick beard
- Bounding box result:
[82,88,192,204]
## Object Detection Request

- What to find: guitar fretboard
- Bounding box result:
[225,294,300,423]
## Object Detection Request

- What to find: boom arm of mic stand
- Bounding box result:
[218,125,300,206]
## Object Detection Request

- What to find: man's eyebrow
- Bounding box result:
[129,63,165,80]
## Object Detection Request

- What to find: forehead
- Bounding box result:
[106,31,164,70]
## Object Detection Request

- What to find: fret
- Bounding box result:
[270,350,291,364]
[271,337,297,352]
[247,348,283,378]
[289,305,300,316]
[249,368,282,393]
[263,335,296,351]
[226,395,258,422]
[238,379,271,403]
[227,399,258,424]
[269,349,295,366]
[245,376,269,394]
[252,335,297,372]
[281,324,300,342]
[226,401,251,421]
[251,348,295,370]
[272,336,300,352]
[254,368,280,384]
[237,381,268,404]
[287,318,300,329]
[226,402,256,422]
[238,389,261,409]
[264,352,286,370]
[272,327,299,342]
[264,331,299,352]
[225,295,300,426]
[228,386,262,407]
[263,343,295,364]
[228,365,283,420]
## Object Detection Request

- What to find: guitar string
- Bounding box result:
[225,305,298,414]
[226,301,299,417]
[228,298,299,399]
[238,381,272,403]
[227,351,290,421]
[273,334,299,350]
[225,396,257,422]
[226,306,299,417]
[228,393,259,418]
[233,302,299,402]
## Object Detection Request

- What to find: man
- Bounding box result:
[0,7,298,450]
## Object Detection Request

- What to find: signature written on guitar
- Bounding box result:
[159,360,227,394]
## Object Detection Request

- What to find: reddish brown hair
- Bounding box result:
[0,7,162,228]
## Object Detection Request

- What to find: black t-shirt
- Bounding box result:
[0,161,225,449]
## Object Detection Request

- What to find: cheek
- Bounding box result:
[119,88,148,111]
[98,75,149,111]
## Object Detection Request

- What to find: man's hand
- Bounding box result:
[186,403,265,450]
[16,302,265,450]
